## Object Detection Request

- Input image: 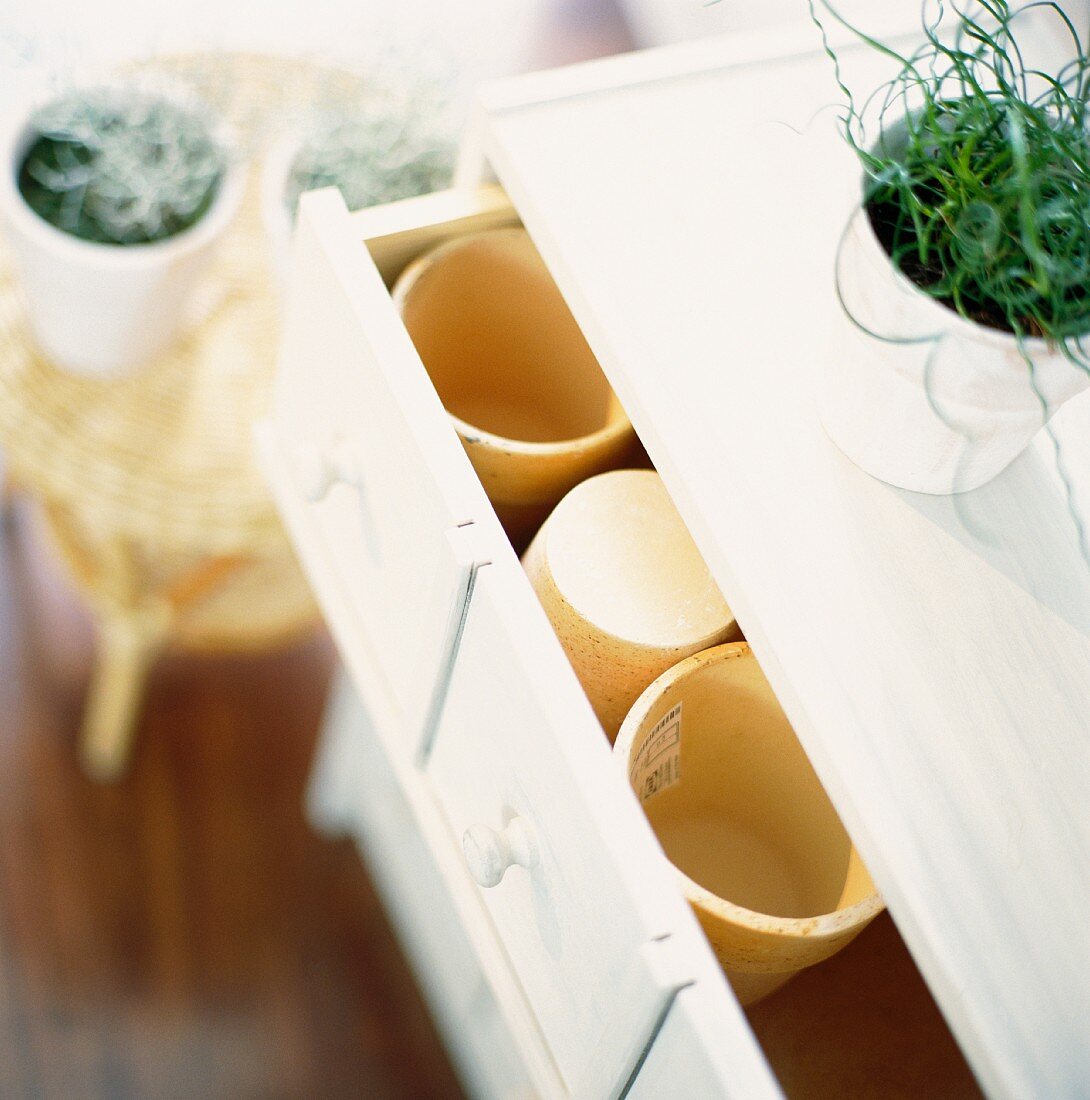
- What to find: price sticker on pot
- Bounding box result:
[630,703,681,802]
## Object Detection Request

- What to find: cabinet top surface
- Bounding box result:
[480,21,1090,1099]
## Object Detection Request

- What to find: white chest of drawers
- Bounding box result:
[258,20,1090,1100]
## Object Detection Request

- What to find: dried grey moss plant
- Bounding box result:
[19,87,225,245]
[284,105,455,218]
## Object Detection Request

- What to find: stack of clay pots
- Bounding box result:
[396,225,883,1006]
[523,466,883,1005]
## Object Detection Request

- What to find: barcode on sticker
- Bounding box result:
[629,703,681,803]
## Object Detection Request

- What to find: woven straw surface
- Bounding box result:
[0,54,380,653]
[0,53,366,558]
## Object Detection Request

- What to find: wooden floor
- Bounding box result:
[0,496,985,1100]
[0,12,641,1100]
[0,504,466,1099]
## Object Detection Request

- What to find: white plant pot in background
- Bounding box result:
[259,130,299,296]
[0,92,245,378]
[821,202,1090,495]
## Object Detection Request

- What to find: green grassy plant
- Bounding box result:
[811,1,1090,366]
[19,87,225,246]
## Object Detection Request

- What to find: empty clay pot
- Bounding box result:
[394,227,636,548]
[524,469,741,740]
[615,642,884,1005]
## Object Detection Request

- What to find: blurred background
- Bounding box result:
[0,0,815,84]
[0,2,829,1098]
[5,0,1031,1097]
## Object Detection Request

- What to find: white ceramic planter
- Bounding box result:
[0,87,245,378]
[822,189,1090,495]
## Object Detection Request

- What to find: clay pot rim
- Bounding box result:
[541,545,738,654]
[448,409,632,456]
[674,861,885,941]
[617,641,884,939]
[535,470,738,651]
[392,226,634,454]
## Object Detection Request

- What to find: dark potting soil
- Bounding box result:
[864,194,1053,338]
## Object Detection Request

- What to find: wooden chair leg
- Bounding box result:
[80,611,169,781]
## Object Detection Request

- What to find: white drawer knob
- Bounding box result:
[462,818,539,888]
[293,439,361,503]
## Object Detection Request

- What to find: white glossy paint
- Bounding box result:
[264,183,783,1098]
[477,21,1090,1099]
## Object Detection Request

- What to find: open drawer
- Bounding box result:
[260,174,988,1098]
[260,16,1090,1099]
[261,185,782,1099]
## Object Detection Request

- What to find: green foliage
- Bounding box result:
[19,87,225,246]
[811,1,1090,360]
[284,109,455,218]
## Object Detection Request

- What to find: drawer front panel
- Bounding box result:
[274,190,483,743]
[424,555,690,1098]
[629,983,782,1100]
[269,185,785,1100]
[311,673,549,1100]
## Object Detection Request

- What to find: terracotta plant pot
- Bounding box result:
[394,227,636,548]
[524,469,740,741]
[822,116,1090,495]
[615,642,883,1005]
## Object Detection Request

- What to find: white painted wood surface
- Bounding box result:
[263,188,786,1097]
[617,0,823,48]
[257,425,569,1097]
[274,189,486,749]
[478,25,1090,1100]
[306,668,539,1100]
[626,981,761,1100]
[425,556,698,1098]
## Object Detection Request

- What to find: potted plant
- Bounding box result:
[0,80,244,377]
[261,99,455,288]
[812,0,1090,493]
